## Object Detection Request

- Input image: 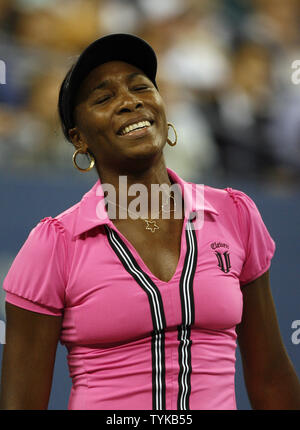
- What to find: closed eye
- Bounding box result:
[132,85,149,91]
[95,95,111,104]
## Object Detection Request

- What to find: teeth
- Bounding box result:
[121,120,151,135]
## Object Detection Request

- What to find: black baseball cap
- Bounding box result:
[58,33,158,142]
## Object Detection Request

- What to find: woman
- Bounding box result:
[1,33,300,410]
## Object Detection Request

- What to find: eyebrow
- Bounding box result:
[90,72,147,94]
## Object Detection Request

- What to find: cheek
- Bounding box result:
[75,104,111,141]
[157,102,168,139]
[152,95,167,126]
[154,92,167,114]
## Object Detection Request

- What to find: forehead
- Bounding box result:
[76,61,147,101]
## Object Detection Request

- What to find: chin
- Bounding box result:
[127,140,163,159]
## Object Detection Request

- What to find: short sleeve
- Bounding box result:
[226,188,276,286]
[2,217,67,315]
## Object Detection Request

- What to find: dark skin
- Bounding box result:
[237,271,300,409]
[1,61,300,409]
[70,60,185,283]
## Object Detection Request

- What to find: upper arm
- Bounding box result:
[236,271,288,379]
[0,302,62,410]
[236,270,299,406]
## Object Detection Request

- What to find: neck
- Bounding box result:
[99,153,171,180]
[96,158,179,220]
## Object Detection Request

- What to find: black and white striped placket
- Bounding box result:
[177,218,198,410]
[104,225,167,410]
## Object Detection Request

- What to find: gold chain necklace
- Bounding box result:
[105,194,177,233]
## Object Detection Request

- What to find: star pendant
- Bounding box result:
[144,219,159,233]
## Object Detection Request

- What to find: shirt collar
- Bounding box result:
[72,167,219,238]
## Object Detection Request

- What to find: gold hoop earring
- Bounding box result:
[167,122,177,146]
[72,148,95,172]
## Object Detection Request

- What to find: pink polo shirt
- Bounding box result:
[3,168,275,410]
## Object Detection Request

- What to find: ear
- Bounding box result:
[68,127,88,152]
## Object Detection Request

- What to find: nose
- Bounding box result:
[116,92,144,114]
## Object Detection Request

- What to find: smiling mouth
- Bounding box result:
[118,120,154,136]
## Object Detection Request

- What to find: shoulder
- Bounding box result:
[203,184,258,217]
[31,180,98,239]
[28,202,80,244]
[53,200,81,236]
[202,185,269,242]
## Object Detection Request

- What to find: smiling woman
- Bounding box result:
[1,33,300,411]
[68,60,167,170]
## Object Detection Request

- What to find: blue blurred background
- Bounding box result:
[0,0,300,410]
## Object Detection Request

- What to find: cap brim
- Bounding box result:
[71,33,157,90]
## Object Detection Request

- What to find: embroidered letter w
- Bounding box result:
[215,251,231,273]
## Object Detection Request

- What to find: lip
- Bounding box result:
[116,117,154,135]
[118,124,153,140]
